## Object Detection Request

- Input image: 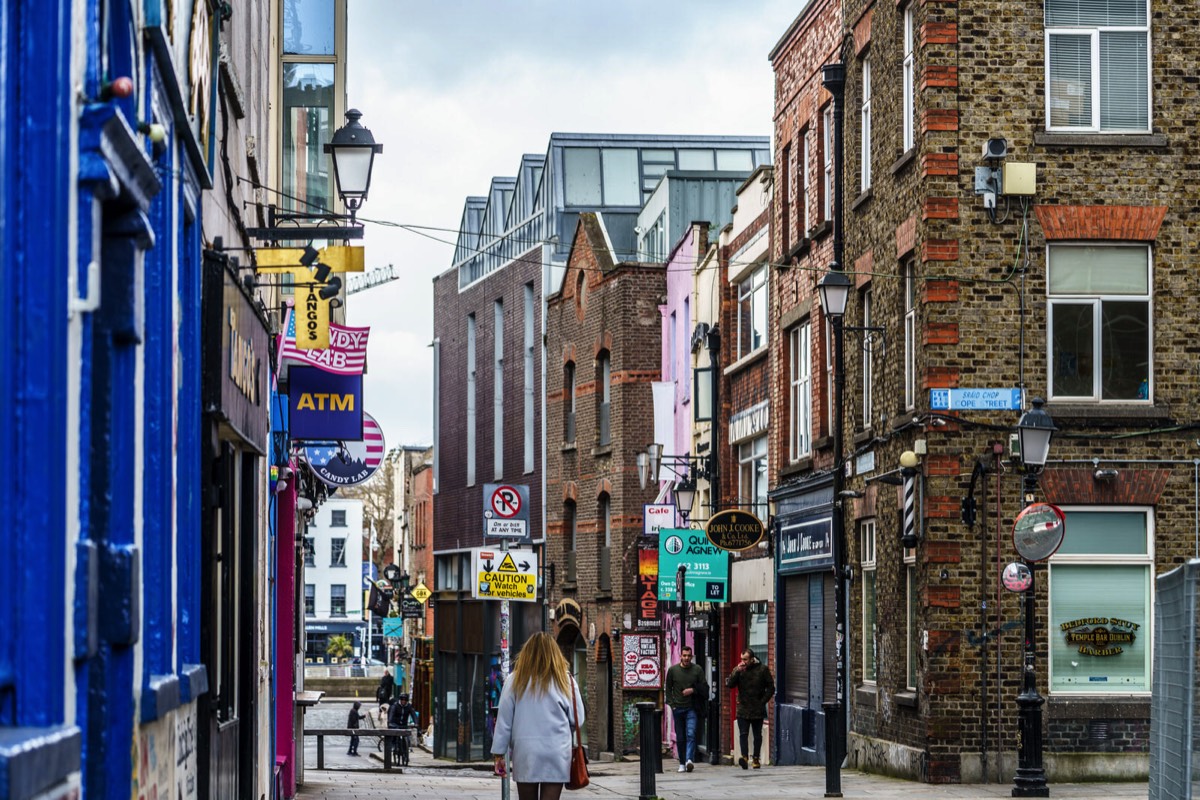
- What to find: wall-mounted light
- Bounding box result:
[1094,468,1119,482]
[325,109,384,222]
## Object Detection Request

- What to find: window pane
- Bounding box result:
[1101,300,1149,399]
[283,0,335,55]
[716,150,753,171]
[602,149,640,206]
[863,569,876,682]
[282,63,335,212]
[1048,34,1093,128]
[1049,246,1148,295]
[738,285,752,356]
[1050,564,1149,692]
[1058,511,1147,555]
[1046,0,1146,27]
[906,567,917,689]
[752,280,767,350]
[1052,302,1095,397]
[1100,32,1149,130]
[563,148,602,206]
[678,149,715,170]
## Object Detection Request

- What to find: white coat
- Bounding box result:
[491,675,584,784]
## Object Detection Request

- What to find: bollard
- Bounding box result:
[653,707,663,774]
[637,702,657,800]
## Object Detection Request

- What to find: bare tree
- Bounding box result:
[341,458,395,571]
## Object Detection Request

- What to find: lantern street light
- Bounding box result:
[1011,397,1056,798]
[325,109,384,223]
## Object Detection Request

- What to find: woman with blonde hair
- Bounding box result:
[491,631,584,800]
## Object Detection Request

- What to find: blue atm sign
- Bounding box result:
[289,366,363,440]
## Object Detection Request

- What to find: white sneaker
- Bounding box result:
[677,764,687,773]
[686,760,695,772]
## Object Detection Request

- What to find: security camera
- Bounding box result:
[982,137,1008,160]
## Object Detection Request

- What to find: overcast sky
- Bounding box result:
[345,0,799,450]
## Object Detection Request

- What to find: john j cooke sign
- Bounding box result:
[705,509,765,551]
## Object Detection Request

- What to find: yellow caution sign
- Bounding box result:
[411,583,432,604]
[472,548,538,603]
[255,245,366,273]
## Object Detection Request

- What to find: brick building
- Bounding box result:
[765,0,846,769]
[432,133,771,761]
[545,213,666,758]
[789,0,1200,785]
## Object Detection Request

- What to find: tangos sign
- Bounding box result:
[288,366,362,440]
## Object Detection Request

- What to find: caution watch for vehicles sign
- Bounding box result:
[471,547,539,602]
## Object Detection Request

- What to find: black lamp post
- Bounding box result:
[324,109,383,223]
[1012,397,1056,798]
[818,59,848,799]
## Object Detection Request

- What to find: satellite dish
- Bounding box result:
[1012,503,1066,562]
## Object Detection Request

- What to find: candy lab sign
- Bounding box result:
[1059,617,1139,657]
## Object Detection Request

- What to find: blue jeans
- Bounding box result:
[672,706,697,764]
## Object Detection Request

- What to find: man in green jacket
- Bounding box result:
[665,646,704,772]
[725,647,775,769]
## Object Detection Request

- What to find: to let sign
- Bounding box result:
[657,529,729,602]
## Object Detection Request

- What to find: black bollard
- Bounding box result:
[637,702,657,800]
[654,707,663,774]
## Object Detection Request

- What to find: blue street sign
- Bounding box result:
[930,388,1022,411]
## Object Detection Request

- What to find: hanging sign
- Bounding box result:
[410,583,432,604]
[288,367,362,440]
[304,412,386,488]
[705,509,766,551]
[657,529,729,602]
[279,305,369,375]
[297,282,331,350]
[643,503,675,537]
[636,544,660,630]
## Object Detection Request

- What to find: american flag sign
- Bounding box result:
[278,305,369,375]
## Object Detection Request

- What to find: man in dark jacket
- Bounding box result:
[665,646,704,772]
[725,648,775,769]
[387,692,419,766]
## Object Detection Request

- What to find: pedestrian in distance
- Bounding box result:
[491,631,585,800]
[346,701,365,756]
[375,670,395,724]
[387,692,419,766]
[725,647,775,769]
[665,645,704,772]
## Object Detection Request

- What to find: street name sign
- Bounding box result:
[472,547,538,602]
[930,388,1022,411]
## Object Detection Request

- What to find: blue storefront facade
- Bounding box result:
[0,0,219,797]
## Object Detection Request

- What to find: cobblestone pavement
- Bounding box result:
[298,700,1150,800]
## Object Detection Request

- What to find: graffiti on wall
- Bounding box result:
[130,704,198,800]
[176,704,198,800]
[621,694,655,753]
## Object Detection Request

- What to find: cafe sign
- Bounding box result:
[1060,616,1139,657]
[705,509,766,551]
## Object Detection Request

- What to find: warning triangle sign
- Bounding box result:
[497,553,518,572]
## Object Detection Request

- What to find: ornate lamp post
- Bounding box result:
[1012,397,1056,797]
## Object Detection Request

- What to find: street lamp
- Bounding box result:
[1012,397,1056,798]
[325,109,384,223]
[674,476,697,523]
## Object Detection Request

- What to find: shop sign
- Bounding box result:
[305,412,385,488]
[777,515,834,574]
[705,509,765,551]
[636,544,660,630]
[1059,617,1139,657]
[643,503,675,536]
[279,304,369,375]
[208,268,269,452]
[657,529,729,602]
[382,618,404,637]
[728,400,769,444]
[297,282,331,350]
[622,634,662,690]
[401,593,423,619]
[289,367,362,441]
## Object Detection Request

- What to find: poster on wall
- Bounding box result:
[636,544,660,630]
[622,634,662,689]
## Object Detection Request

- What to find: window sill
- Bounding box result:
[724,346,769,377]
[1034,131,1168,149]
[855,684,877,706]
[141,673,182,723]
[893,690,918,709]
[808,220,833,241]
[591,444,613,458]
[0,725,81,800]
[1046,696,1149,717]
[890,148,917,176]
[851,188,873,212]
[779,457,813,479]
[561,442,577,453]
[180,663,209,704]
[785,238,811,264]
[814,434,834,451]
[1046,402,1172,425]
[890,411,920,431]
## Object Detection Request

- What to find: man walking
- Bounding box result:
[725,647,775,769]
[665,645,704,772]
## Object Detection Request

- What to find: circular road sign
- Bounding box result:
[1012,502,1066,562]
[490,485,523,518]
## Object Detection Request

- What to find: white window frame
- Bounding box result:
[1046,244,1152,403]
[736,265,769,360]
[737,435,768,521]
[789,323,812,462]
[801,131,811,238]
[861,287,873,430]
[860,56,872,191]
[823,105,834,222]
[860,519,877,684]
[903,262,916,411]
[1047,506,1154,696]
[1044,1,1151,133]
[902,5,915,151]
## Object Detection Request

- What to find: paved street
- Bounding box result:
[300,701,1150,800]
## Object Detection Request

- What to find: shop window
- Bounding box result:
[1049,508,1152,694]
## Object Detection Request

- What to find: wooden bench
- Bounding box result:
[304,727,416,770]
